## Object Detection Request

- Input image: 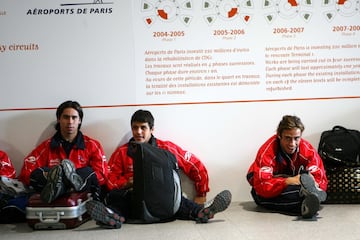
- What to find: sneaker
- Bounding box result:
[300,173,327,202]
[40,165,64,203]
[86,200,124,229]
[196,190,232,223]
[0,176,28,196]
[61,159,83,191]
[301,193,320,219]
[95,221,122,229]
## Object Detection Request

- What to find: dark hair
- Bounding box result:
[131,109,154,129]
[276,115,304,136]
[55,100,83,131]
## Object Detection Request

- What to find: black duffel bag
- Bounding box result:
[318,125,360,168]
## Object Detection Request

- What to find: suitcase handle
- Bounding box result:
[37,211,63,223]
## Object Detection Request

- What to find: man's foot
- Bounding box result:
[0,176,28,196]
[300,173,327,202]
[86,200,124,229]
[61,159,83,191]
[196,190,232,223]
[40,165,64,203]
[301,193,320,219]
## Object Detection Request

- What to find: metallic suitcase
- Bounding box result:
[26,191,91,230]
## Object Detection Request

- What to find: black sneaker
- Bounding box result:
[86,200,124,229]
[301,193,320,219]
[61,159,83,191]
[196,190,232,223]
[300,173,327,202]
[95,221,121,229]
[40,165,64,203]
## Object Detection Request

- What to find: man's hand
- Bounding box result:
[194,196,206,205]
[124,177,133,189]
[285,174,301,185]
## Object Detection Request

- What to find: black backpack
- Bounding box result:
[128,142,181,223]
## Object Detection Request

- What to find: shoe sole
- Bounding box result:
[301,193,320,219]
[0,177,26,196]
[86,200,123,229]
[300,174,327,202]
[197,190,232,223]
[61,159,84,191]
[40,165,63,203]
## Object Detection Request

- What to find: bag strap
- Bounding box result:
[332,125,360,151]
[332,125,349,132]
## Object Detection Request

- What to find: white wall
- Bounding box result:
[1,0,360,202]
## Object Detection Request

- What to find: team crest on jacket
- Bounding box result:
[260,166,273,180]
[26,156,36,163]
[308,165,320,173]
[184,152,192,161]
[0,160,11,167]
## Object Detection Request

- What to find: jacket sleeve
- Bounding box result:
[301,140,328,191]
[0,150,16,178]
[106,145,132,190]
[87,138,108,186]
[158,140,210,197]
[247,137,288,198]
[18,140,52,186]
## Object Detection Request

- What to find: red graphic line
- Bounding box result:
[0,96,359,112]
[288,0,298,6]
[337,0,346,4]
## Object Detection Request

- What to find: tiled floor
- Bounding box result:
[1,201,359,240]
